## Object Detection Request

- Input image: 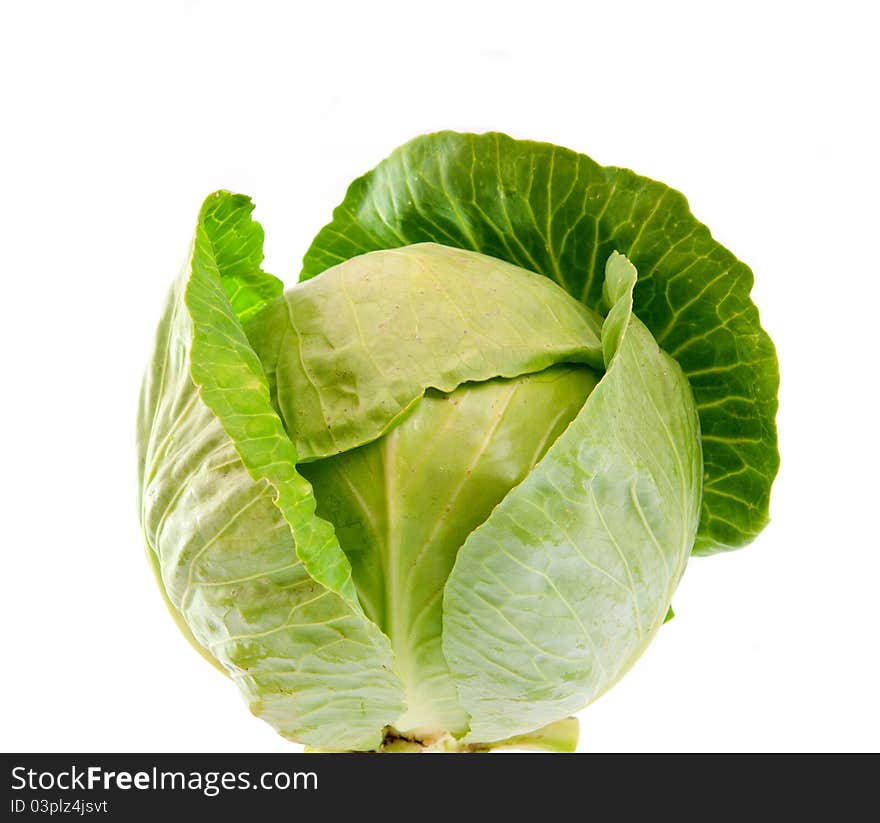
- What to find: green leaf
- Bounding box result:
[442,254,702,742]
[198,193,283,322]
[302,364,599,738]
[137,191,404,749]
[245,243,603,461]
[301,131,778,553]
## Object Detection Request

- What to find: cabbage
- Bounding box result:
[137,132,778,751]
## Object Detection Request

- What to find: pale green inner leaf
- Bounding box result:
[302,364,599,737]
[138,192,405,750]
[245,243,603,462]
[442,254,703,742]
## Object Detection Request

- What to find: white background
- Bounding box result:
[2,1,877,753]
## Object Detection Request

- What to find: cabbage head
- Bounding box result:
[137,132,778,752]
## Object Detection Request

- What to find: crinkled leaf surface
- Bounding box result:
[137,192,404,750]
[302,131,778,553]
[442,254,702,741]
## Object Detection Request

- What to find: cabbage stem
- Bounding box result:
[305,718,579,753]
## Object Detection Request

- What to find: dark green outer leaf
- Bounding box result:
[301,131,779,553]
